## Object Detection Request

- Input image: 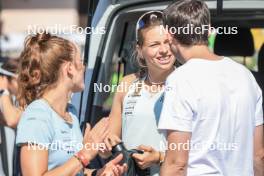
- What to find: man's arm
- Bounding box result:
[254,125,264,176]
[160,130,192,176]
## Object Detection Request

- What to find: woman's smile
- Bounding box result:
[155,54,173,65]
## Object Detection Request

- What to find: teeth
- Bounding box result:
[160,56,169,61]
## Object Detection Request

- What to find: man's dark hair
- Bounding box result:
[163,0,210,46]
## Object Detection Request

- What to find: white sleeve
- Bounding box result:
[158,75,197,132]
[255,85,263,126]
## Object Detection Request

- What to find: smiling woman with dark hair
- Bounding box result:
[103,11,176,176]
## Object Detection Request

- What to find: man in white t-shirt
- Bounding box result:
[158,0,264,176]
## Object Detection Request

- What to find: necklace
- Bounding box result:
[144,75,165,98]
[42,97,72,124]
[147,73,165,85]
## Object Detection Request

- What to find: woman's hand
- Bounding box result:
[97,154,127,176]
[104,134,122,152]
[81,118,110,161]
[99,134,122,159]
[132,145,160,170]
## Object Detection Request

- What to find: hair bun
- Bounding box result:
[36,32,51,43]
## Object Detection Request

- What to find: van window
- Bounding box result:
[210,28,264,70]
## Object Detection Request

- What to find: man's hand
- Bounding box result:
[132,145,160,169]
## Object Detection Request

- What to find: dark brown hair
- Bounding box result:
[17,33,76,108]
[163,0,210,46]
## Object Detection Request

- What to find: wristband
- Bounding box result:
[74,151,90,167]
[73,155,85,174]
[73,155,83,167]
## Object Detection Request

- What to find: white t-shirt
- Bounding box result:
[158,57,263,176]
